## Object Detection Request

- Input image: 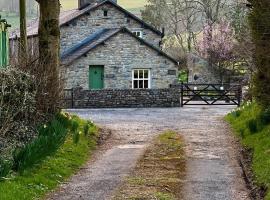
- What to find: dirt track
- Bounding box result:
[48,106,250,200]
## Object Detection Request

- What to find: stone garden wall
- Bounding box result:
[64,87,181,108]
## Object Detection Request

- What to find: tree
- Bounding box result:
[248,0,270,108]
[197,20,235,83]
[35,0,61,113]
[19,0,28,64]
[141,0,229,55]
[141,0,199,58]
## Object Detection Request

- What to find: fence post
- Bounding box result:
[180,82,184,107]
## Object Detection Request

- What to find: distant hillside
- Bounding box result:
[60,0,147,12]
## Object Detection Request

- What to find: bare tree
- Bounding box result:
[142,0,200,58]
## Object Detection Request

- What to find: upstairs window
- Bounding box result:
[103,10,108,17]
[132,31,143,38]
[132,69,150,89]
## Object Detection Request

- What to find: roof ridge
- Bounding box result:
[61,27,180,66]
[59,0,162,36]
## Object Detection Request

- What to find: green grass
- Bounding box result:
[226,103,270,199]
[0,114,99,200]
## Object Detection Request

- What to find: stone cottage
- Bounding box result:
[10,0,180,108]
[9,0,182,108]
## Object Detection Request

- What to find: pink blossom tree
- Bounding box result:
[197,20,235,83]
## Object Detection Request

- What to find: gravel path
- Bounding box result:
[48,106,250,200]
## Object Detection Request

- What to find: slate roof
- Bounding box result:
[10,0,163,39]
[61,28,119,65]
[61,27,179,66]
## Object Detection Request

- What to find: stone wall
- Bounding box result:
[187,54,220,83]
[64,87,181,108]
[63,31,178,90]
[61,3,162,53]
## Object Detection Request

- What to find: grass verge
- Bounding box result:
[0,114,99,200]
[225,103,270,199]
[113,131,186,200]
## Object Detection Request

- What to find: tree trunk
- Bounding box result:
[36,0,61,113]
[19,0,28,65]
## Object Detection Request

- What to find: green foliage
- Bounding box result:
[13,114,70,172]
[0,159,12,178]
[226,103,270,199]
[247,119,258,133]
[83,123,90,136]
[0,68,38,177]
[178,70,188,83]
[83,120,95,136]
[0,116,98,200]
[0,112,96,177]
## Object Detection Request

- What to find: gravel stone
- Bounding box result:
[48,106,250,200]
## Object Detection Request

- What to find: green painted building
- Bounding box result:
[0,17,10,68]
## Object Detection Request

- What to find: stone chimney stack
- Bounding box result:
[79,0,117,9]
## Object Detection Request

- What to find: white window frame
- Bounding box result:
[132,69,151,89]
[132,31,143,38]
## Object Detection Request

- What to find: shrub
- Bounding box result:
[247,119,258,134]
[13,114,70,172]
[0,158,13,179]
[83,123,90,136]
[258,108,270,126]
[70,119,80,144]
[83,121,94,136]
[0,68,38,148]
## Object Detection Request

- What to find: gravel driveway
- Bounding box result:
[48,106,250,200]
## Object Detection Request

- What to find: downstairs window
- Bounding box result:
[132,69,151,89]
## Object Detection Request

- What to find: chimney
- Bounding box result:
[78,0,90,9]
[79,0,117,9]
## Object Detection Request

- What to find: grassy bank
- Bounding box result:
[0,113,99,200]
[113,131,186,200]
[226,103,270,199]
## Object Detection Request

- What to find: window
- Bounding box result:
[132,31,143,38]
[103,10,108,17]
[132,69,150,89]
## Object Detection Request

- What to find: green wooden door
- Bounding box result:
[89,66,104,89]
[0,22,9,68]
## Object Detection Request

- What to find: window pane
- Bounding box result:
[144,80,149,88]
[139,80,143,88]
[144,70,149,78]
[139,70,144,78]
[134,70,138,79]
[134,80,138,88]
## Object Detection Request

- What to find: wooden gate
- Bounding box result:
[180,83,242,107]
